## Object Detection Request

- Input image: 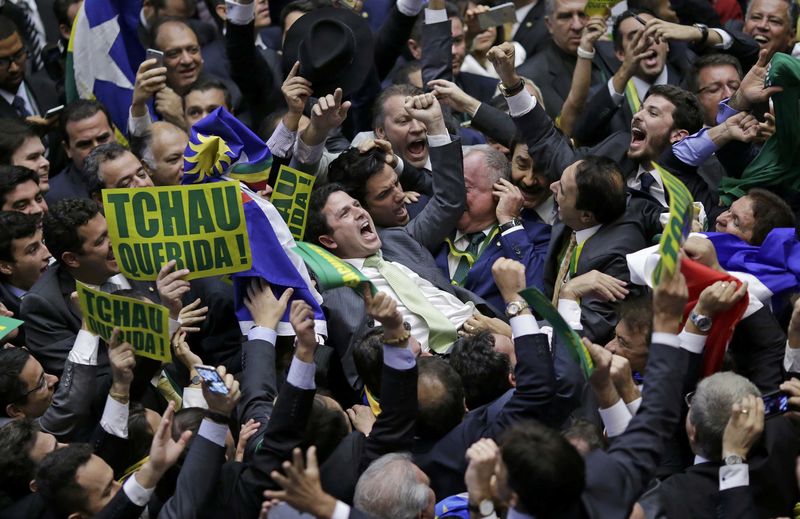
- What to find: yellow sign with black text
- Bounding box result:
[652,163,694,285]
[270,165,316,241]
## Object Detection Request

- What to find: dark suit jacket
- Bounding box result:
[470,102,517,149]
[320,353,418,502]
[581,341,689,518]
[433,214,551,311]
[517,41,610,120]
[512,1,549,61]
[0,75,58,119]
[727,305,786,392]
[638,417,800,519]
[225,19,278,130]
[236,338,278,462]
[544,220,648,344]
[45,163,91,205]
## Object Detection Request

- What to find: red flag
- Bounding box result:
[680,258,749,377]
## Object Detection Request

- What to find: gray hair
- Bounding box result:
[353,453,430,519]
[689,372,760,461]
[83,142,130,196]
[131,121,185,171]
[464,144,511,185]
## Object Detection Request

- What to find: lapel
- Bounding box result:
[574,225,606,274]
[465,232,503,285]
[545,222,570,284]
[56,265,82,324]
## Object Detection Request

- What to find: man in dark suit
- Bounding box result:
[517,0,611,120]
[0,16,57,121]
[433,145,550,311]
[511,0,549,61]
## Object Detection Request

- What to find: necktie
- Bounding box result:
[11,96,30,118]
[452,231,487,286]
[364,254,458,353]
[156,371,183,409]
[639,171,656,196]
[551,231,577,305]
[100,280,121,294]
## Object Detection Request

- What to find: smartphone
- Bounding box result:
[195,364,229,395]
[763,390,790,418]
[146,48,164,67]
[478,2,516,31]
[44,104,64,119]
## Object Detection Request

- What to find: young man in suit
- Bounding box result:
[0,165,48,218]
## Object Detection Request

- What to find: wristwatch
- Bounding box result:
[505,300,529,319]
[190,374,202,385]
[689,310,712,332]
[498,218,522,233]
[723,453,745,465]
[693,23,709,45]
[498,79,525,97]
[468,499,496,518]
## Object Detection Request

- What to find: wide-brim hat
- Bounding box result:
[282,6,374,98]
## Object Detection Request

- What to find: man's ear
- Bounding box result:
[62,140,72,160]
[5,403,24,419]
[614,48,625,64]
[61,251,80,270]
[0,260,14,277]
[318,234,337,250]
[90,191,104,207]
[407,39,422,60]
[579,210,595,226]
[375,126,386,140]
[670,128,689,144]
[29,479,37,493]
[544,15,554,35]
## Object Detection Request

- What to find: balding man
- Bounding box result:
[132,121,188,186]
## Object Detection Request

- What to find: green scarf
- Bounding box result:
[719,53,800,206]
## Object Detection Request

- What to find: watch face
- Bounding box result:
[479,500,494,515]
[507,302,521,316]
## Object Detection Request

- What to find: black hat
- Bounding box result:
[282,7,374,98]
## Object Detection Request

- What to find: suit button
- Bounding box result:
[514,246,522,256]
[367,319,375,328]
[526,21,533,27]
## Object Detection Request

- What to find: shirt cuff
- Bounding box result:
[67,329,100,365]
[332,501,352,519]
[507,90,536,117]
[225,0,255,24]
[427,133,451,147]
[266,120,297,158]
[425,8,448,23]
[382,344,416,370]
[557,299,582,330]
[500,225,524,236]
[182,387,208,409]
[198,418,229,447]
[127,106,153,137]
[598,398,632,437]
[652,332,680,349]
[711,28,733,49]
[294,132,326,165]
[719,463,749,490]
[672,128,718,167]
[126,473,156,507]
[100,396,129,438]
[510,314,539,339]
[679,329,708,354]
[247,325,277,345]
[168,318,181,337]
[784,341,800,372]
[626,396,642,415]
[607,78,625,105]
[716,99,740,125]
[397,0,424,16]
[287,356,316,390]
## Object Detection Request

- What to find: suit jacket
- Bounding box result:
[512,0,549,61]
[226,19,278,131]
[236,338,278,462]
[470,102,517,149]
[433,214,551,311]
[45,163,91,205]
[638,417,800,519]
[457,71,499,105]
[727,305,786,392]
[0,74,58,120]
[543,220,648,344]
[38,359,97,441]
[517,41,610,120]
[320,354,418,503]
[580,341,689,518]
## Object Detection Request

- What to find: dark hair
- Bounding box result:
[618,292,653,340]
[127,403,155,465]
[563,417,606,453]
[0,418,40,499]
[391,60,422,87]
[83,142,131,197]
[35,443,94,516]
[612,9,656,52]
[449,331,512,409]
[42,198,102,262]
[150,16,198,49]
[747,188,796,245]
[305,182,346,246]
[305,395,349,463]
[500,421,585,516]
[60,99,113,145]
[53,0,82,27]
[0,15,19,41]
[0,118,43,165]
[687,54,743,93]
[0,165,40,206]
[644,84,704,134]
[0,347,31,415]
[417,356,464,440]
[353,327,384,398]
[279,0,330,29]
[327,148,388,207]
[185,76,233,109]
[574,156,626,224]
[0,210,40,264]
[372,84,424,131]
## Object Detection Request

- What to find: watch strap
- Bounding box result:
[694,23,709,45]
[499,218,522,233]
[499,79,525,97]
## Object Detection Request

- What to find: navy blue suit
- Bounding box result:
[434,213,551,312]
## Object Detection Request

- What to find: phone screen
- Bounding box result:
[195,366,229,394]
[763,391,789,418]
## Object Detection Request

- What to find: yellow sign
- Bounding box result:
[652,163,694,285]
[270,165,316,241]
[76,283,171,362]
[584,0,618,16]
[103,181,252,281]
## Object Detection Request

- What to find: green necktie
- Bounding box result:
[364,254,458,353]
[452,231,487,286]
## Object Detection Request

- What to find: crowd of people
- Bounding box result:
[0,0,799,517]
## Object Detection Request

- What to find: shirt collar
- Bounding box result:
[3,283,26,299]
[533,195,556,225]
[575,223,602,245]
[454,223,495,243]
[515,1,536,23]
[694,454,710,465]
[631,65,669,103]
[0,82,25,105]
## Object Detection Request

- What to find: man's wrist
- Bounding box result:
[110,381,131,397]
[135,461,162,489]
[310,493,338,519]
[653,316,682,334]
[500,74,522,90]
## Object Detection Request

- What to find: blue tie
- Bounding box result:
[11,96,30,119]
[639,171,655,195]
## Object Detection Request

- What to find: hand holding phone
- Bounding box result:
[195,364,229,394]
[146,48,165,68]
[763,390,790,418]
[477,2,515,31]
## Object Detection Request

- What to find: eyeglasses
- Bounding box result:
[684,391,695,407]
[17,372,47,402]
[0,48,28,70]
[697,81,741,96]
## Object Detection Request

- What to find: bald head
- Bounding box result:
[136,121,188,186]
